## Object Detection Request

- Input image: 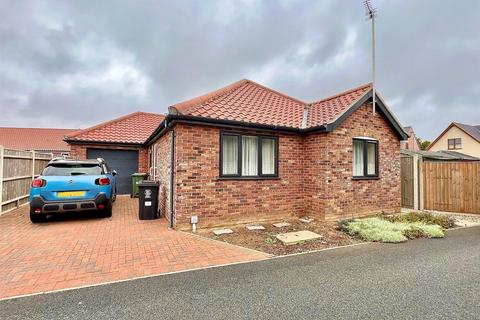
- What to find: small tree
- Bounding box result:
[420,140,431,150]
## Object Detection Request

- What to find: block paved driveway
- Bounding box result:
[0,196,268,300]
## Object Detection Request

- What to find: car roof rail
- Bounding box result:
[96,158,106,164]
[50,156,66,162]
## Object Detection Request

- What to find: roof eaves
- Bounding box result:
[64,138,144,146]
[375,91,408,137]
[322,88,372,126]
[319,89,408,140]
[453,122,480,143]
[427,122,455,151]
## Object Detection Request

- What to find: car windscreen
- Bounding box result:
[42,164,103,176]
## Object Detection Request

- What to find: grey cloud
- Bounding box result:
[0,0,478,140]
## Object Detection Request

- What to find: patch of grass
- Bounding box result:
[386,212,455,229]
[340,217,445,243]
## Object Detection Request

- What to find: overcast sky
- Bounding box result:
[0,0,478,140]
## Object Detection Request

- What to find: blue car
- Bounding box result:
[29,158,117,223]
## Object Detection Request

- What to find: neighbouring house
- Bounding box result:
[401,126,421,151]
[428,122,480,158]
[0,127,77,156]
[64,112,164,194]
[145,79,408,229]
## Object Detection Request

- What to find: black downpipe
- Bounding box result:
[169,129,176,228]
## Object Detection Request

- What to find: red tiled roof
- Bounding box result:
[171,79,372,129]
[0,127,76,151]
[307,83,372,127]
[172,79,306,128]
[66,112,164,144]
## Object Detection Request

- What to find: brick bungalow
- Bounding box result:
[65,112,164,194]
[145,79,408,229]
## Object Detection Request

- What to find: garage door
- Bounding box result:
[87,149,139,194]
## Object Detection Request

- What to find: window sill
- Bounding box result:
[217,176,280,181]
[352,176,380,180]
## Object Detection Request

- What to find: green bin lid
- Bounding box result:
[132,173,147,177]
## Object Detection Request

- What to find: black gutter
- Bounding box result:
[169,129,176,229]
[64,139,144,148]
[145,114,324,146]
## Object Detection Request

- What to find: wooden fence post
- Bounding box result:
[31,150,36,179]
[0,145,4,215]
[412,154,419,210]
[418,156,424,211]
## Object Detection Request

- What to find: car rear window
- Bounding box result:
[42,164,104,176]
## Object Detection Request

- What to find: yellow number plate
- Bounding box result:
[57,191,86,198]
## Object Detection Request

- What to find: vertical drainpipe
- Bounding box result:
[169,128,176,229]
[301,105,309,217]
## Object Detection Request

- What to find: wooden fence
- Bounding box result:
[424,162,480,214]
[401,156,414,209]
[0,146,52,214]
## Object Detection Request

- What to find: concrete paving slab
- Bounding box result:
[246,225,265,231]
[275,230,323,245]
[273,222,291,228]
[213,228,234,235]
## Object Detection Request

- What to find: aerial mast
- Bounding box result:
[364,0,377,114]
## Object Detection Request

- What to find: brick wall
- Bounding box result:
[152,132,173,223]
[304,102,401,221]
[152,101,401,229]
[400,129,421,151]
[69,143,148,172]
[169,124,305,229]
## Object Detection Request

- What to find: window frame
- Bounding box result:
[352,138,379,179]
[447,138,462,150]
[219,131,279,179]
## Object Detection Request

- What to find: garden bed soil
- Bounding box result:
[195,219,363,255]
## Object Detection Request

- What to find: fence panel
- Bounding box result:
[401,156,414,209]
[0,146,52,214]
[424,162,480,214]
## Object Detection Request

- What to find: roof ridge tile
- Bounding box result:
[171,79,250,114]
[309,82,372,105]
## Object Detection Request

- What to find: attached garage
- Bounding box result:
[64,112,165,195]
[87,149,139,194]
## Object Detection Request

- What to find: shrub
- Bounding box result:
[340,218,408,243]
[386,212,455,229]
[340,217,445,243]
[410,223,444,238]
